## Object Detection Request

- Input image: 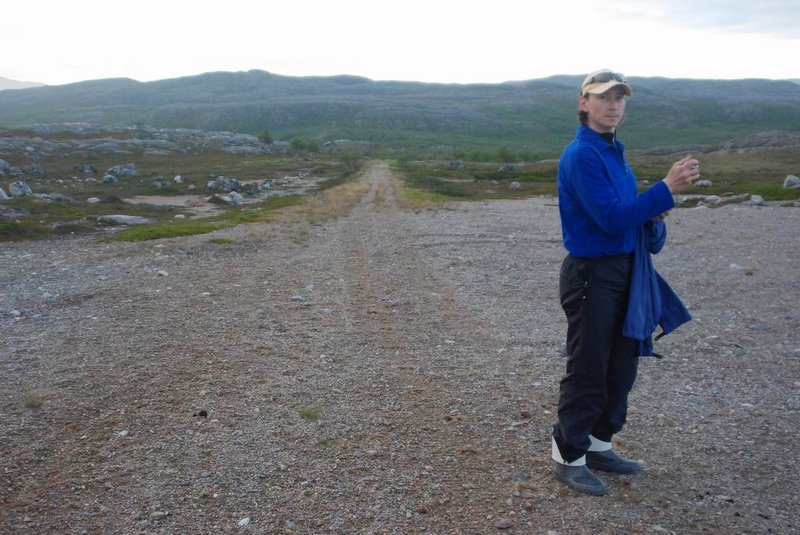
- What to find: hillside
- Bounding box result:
[0,76,45,91]
[1,70,799,154]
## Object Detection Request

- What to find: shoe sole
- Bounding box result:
[555,473,608,496]
[586,461,643,475]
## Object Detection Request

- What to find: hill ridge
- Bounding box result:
[1,70,799,154]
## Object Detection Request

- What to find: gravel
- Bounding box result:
[2,162,798,534]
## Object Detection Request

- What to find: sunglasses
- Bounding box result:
[585,71,627,85]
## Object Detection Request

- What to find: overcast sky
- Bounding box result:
[4,0,799,86]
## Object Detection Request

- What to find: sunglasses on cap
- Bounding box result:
[585,71,627,85]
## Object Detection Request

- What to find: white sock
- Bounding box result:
[552,437,586,466]
[588,435,612,452]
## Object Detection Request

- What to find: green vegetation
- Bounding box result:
[396,149,800,204]
[395,159,559,200]
[2,72,798,159]
[298,408,321,420]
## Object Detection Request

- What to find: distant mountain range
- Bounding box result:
[1,70,799,155]
[0,76,45,91]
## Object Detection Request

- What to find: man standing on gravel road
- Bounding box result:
[551,69,699,496]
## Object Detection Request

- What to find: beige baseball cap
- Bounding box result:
[581,69,632,96]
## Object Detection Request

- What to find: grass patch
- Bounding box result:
[0,219,52,241]
[113,220,224,241]
[23,392,44,409]
[298,408,321,420]
[395,148,800,204]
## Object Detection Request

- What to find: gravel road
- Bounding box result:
[2,162,798,534]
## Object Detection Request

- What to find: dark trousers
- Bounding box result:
[553,253,640,463]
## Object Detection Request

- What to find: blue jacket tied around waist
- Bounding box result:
[623,220,692,357]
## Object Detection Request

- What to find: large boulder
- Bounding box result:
[9,181,33,197]
[97,215,153,225]
[106,163,138,177]
[207,176,241,192]
[784,175,800,189]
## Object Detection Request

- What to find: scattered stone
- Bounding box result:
[238,517,251,527]
[750,195,765,206]
[117,430,129,438]
[97,215,152,225]
[152,177,171,189]
[87,197,101,204]
[173,175,184,184]
[694,180,713,187]
[509,181,522,190]
[0,205,30,218]
[494,517,514,529]
[73,164,96,174]
[0,187,8,199]
[149,511,168,521]
[47,192,76,203]
[784,175,800,189]
[102,174,118,184]
[9,181,33,197]
[207,176,241,192]
[107,163,138,176]
[208,192,244,205]
[449,161,465,170]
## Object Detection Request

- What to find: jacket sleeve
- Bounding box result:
[568,147,675,234]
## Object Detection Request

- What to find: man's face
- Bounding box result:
[580,86,627,133]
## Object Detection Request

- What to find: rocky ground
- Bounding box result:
[1,162,798,534]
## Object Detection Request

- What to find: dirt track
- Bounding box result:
[2,162,799,534]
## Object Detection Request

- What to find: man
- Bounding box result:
[552,69,698,495]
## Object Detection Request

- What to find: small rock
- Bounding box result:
[238,517,250,527]
[750,195,765,206]
[117,429,129,438]
[97,215,152,225]
[494,517,514,529]
[784,174,800,189]
[87,197,101,204]
[149,511,168,521]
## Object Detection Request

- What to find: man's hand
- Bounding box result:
[663,155,700,194]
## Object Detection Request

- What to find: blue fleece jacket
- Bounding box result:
[558,124,692,355]
[623,221,692,356]
[558,125,675,257]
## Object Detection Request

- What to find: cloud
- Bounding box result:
[613,0,800,38]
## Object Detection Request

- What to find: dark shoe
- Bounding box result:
[586,449,644,474]
[554,463,608,496]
